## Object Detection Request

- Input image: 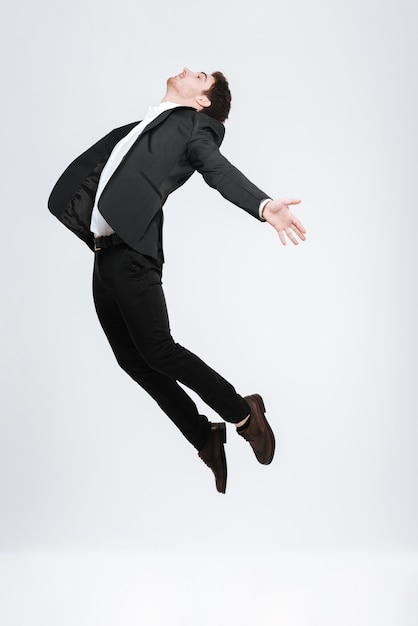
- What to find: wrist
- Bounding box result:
[260,198,272,219]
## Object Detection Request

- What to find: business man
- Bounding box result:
[48,67,306,493]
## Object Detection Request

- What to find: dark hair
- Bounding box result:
[201,71,232,122]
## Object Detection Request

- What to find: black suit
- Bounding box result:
[49,107,269,449]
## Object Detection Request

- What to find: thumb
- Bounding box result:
[284,198,302,207]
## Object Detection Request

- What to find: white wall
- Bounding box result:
[1,0,417,623]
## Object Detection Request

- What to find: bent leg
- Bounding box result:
[100,246,250,424]
[93,260,211,449]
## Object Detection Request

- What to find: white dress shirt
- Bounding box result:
[91,101,180,237]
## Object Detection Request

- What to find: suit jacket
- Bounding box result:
[48,106,269,260]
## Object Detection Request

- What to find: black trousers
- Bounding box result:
[92,243,250,450]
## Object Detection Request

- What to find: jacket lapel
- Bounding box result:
[139,105,196,136]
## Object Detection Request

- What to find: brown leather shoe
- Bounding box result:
[239,394,275,464]
[198,423,227,493]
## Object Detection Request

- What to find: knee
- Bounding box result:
[143,341,180,373]
[112,349,147,381]
[115,354,139,378]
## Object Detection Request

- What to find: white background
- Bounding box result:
[1,0,417,624]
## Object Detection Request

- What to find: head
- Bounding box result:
[201,71,231,122]
[164,68,231,122]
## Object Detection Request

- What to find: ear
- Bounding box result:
[195,94,211,110]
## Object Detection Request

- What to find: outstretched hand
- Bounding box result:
[262,198,306,245]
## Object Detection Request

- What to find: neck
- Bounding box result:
[161,92,198,109]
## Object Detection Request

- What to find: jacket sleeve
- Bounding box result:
[186,116,270,220]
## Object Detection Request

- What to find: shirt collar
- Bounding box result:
[145,101,181,119]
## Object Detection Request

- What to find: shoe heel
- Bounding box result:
[254,394,266,413]
[221,424,226,444]
[212,422,227,444]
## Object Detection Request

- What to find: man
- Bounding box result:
[48,67,306,494]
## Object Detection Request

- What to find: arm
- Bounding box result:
[187,117,306,244]
[187,117,268,220]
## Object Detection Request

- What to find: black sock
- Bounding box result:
[236,415,251,432]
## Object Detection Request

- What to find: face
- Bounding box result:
[166,67,214,107]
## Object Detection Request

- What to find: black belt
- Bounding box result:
[93,233,124,251]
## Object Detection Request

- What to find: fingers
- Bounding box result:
[278,225,306,246]
[278,230,287,246]
[277,228,295,245]
[286,228,299,245]
[290,223,306,241]
[292,217,307,234]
